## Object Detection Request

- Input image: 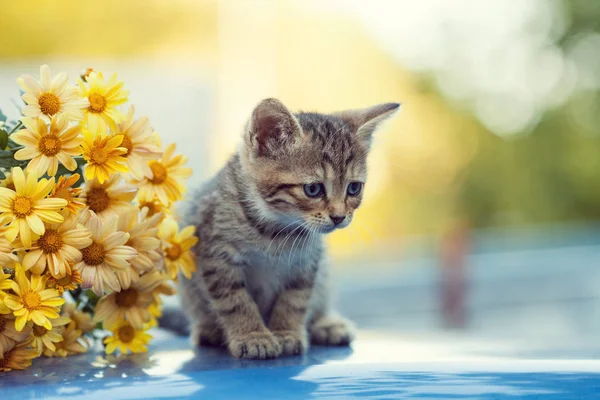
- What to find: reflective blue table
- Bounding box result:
[2,329,600,399]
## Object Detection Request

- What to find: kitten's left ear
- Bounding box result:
[335,102,401,146]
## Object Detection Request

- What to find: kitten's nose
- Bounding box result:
[330,215,345,226]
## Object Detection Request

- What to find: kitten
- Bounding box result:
[179,98,399,359]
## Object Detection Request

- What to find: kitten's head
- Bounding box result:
[240,98,400,234]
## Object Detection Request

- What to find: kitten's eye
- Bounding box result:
[304,183,324,198]
[347,182,363,196]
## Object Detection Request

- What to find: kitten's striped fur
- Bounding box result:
[180,98,399,359]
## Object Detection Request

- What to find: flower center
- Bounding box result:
[86,187,110,213]
[166,243,182,261]
[53,187,73,203]
[140,201,159,217]
[149,161,167,184]
[38,92,61,116]
[0,315,6,333]
[120,135,133,157]
[33,324,48,337]
[38,229,63,254]
[23,291,41,310]
[81,242,105,266]
[12,196,34,218]
[88,92,107,113]
[38,134,62,156]
[117,325,136,343]
[90,147,108,165]
[115,288,139,308]
[56,275,74,286]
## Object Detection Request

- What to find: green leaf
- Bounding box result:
[0,129,7,150]
[0,169,5,180]
[0,150,24,168]
[0,109,6,123]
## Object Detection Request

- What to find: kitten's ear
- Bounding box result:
[246,98,302,157]
[336,102,401,146]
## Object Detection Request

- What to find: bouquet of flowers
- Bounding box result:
[0,65,197,371]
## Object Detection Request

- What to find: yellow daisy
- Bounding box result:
[12,115,83,176]
[134,143,192,206]
[94,270,165,329]
[159,218,198,279]
[118,207,163,277]
[81,131,128,184]
[46,265,83,294]
[30,316,70,354]
[137,195,169,220]
[0,232,18,267]
[82,175,137,222]
[75,213,138,296]
[50,173,85,214]
[17,64,89,121]
[103,320,151,355]
[0,341,39,371]
[0,313,32,355]
[0,172,15,190]
[42,320,87,357]
[22,213,93,277]
[113,106,161,180]
[0,167,67,248]
[60,303,95,334]
[4,265,65,331]
[79,71,129,134]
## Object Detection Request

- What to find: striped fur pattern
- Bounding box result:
[180,98,399,359]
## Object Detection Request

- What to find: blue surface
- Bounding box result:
[1,329,600,399]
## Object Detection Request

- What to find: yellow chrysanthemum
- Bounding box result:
[79,71,129,134]
[42,320,87,357]
[113,106,161,180]
[12,115,83,176]
[0,167,67,248]
[81,131,128,184]
[4,265,65,331]
[0,341,39,371]
[134,143,192,206]
[82,175,137,222]
[30,316,70,354]
[50,173,85,214]
[22,213,92,277]
[0,313,32,355]
[17,64,89,121]
[74,213,138,296]
[60,303,95,334]
[103,320,151,355]
[46,265,83,294]
[94,270,165,329]
[159,218,198,279]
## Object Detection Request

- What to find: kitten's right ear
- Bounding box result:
[246,98,302,157]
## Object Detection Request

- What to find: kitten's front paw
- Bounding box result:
[310,316,355,346]
[228,331,282,359]
[272,329,308,356]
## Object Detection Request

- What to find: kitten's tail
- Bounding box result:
[158,306,191,336]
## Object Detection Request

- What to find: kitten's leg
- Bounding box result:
[268,277,315,356]
[201,258,282,359]
[190,320,223,347]
[307,267,355,346]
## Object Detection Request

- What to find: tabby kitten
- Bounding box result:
[180,98,399,359]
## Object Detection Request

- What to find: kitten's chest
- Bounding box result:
[242,249,308,320]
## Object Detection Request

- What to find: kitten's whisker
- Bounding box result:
[265,220,299,254]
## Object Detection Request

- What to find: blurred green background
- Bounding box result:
[1,0,600,263]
